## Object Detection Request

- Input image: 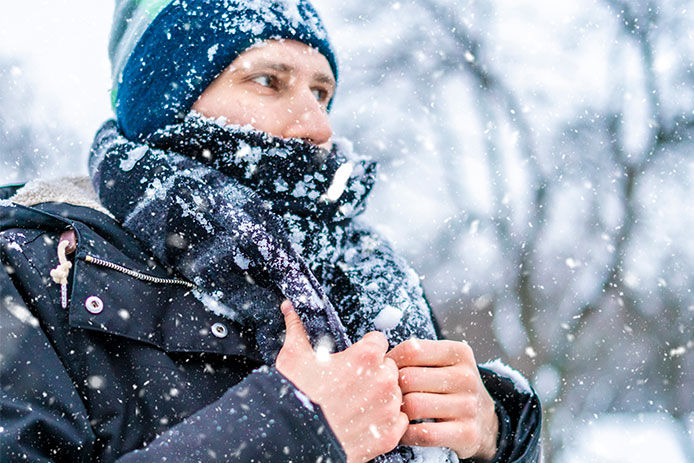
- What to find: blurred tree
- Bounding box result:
[0,57,79,185]
[316,0,694,460]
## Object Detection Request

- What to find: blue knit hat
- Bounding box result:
[109,0,338,140]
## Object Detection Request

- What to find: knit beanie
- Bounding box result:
[109,0,338,140]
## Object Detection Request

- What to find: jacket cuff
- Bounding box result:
[478,362,542,463]
[489,399,513,462]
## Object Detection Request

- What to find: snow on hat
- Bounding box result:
[109,0,338,140]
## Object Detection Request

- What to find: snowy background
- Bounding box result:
[1,1,692,461]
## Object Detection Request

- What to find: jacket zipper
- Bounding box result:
[83,255,196,289]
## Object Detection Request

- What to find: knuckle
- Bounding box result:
[385,361,400,382]
[384,425,404,449]
[386,368,400,386]
[401,393,421,417]
[461,423,478,445]
[361,346,382,364]
[286,320,299,333]
[373,374,388,391]
[399,339,417,357]
[286,317,303,332]
[376,372,397,394]
[387,342,405,363]
[408,426,432,446]
[448,368,468,391]
[455,395,475,416]
[384,415,407,446]
[449,394,475,418]
[456,341,474,362]
[364,330,388,345]
[387,390,402,410]
[383,356,398,372]
[465,395,480,413]
[399,366,414,387]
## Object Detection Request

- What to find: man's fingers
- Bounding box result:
[401,392,468,421]
[386,339,474,368]
[400,421,473,452]
[280,300,312,352]
[398,366,473,394]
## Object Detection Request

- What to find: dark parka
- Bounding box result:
[0,183,541,462]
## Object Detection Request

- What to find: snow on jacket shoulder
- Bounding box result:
[0,178,541,463]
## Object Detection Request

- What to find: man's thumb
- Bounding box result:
[280,300,312,352]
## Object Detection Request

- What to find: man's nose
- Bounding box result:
[282,91,333,148]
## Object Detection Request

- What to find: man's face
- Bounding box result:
[192,39,335,150]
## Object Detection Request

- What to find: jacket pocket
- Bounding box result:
[67,246,261,362]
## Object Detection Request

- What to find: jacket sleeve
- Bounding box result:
[477,365,542,463]
[0,262,345,463]
[115,367,345,462]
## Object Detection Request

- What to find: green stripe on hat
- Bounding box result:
[109,0,173,110]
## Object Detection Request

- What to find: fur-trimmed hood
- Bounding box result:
[8,176,114,218]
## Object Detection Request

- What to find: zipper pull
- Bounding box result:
[50,230,76,309]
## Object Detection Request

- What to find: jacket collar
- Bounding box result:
[8,176,113,218]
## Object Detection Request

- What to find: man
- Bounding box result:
[0,1,541,462]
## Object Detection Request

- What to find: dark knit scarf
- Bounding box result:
[89,112,454,462]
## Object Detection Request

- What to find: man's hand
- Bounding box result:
[275,301,409,463]
[386,339,499,461]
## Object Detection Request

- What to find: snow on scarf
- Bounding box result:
[89,112,456,463]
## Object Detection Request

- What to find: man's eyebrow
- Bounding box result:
[246,60,335,88]
[312,72,336,88]
[250,61,293,73]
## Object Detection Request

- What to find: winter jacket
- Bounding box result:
[0,178,541,462]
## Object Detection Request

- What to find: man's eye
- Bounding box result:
[252,75,275,88]
[312,88,329,102]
